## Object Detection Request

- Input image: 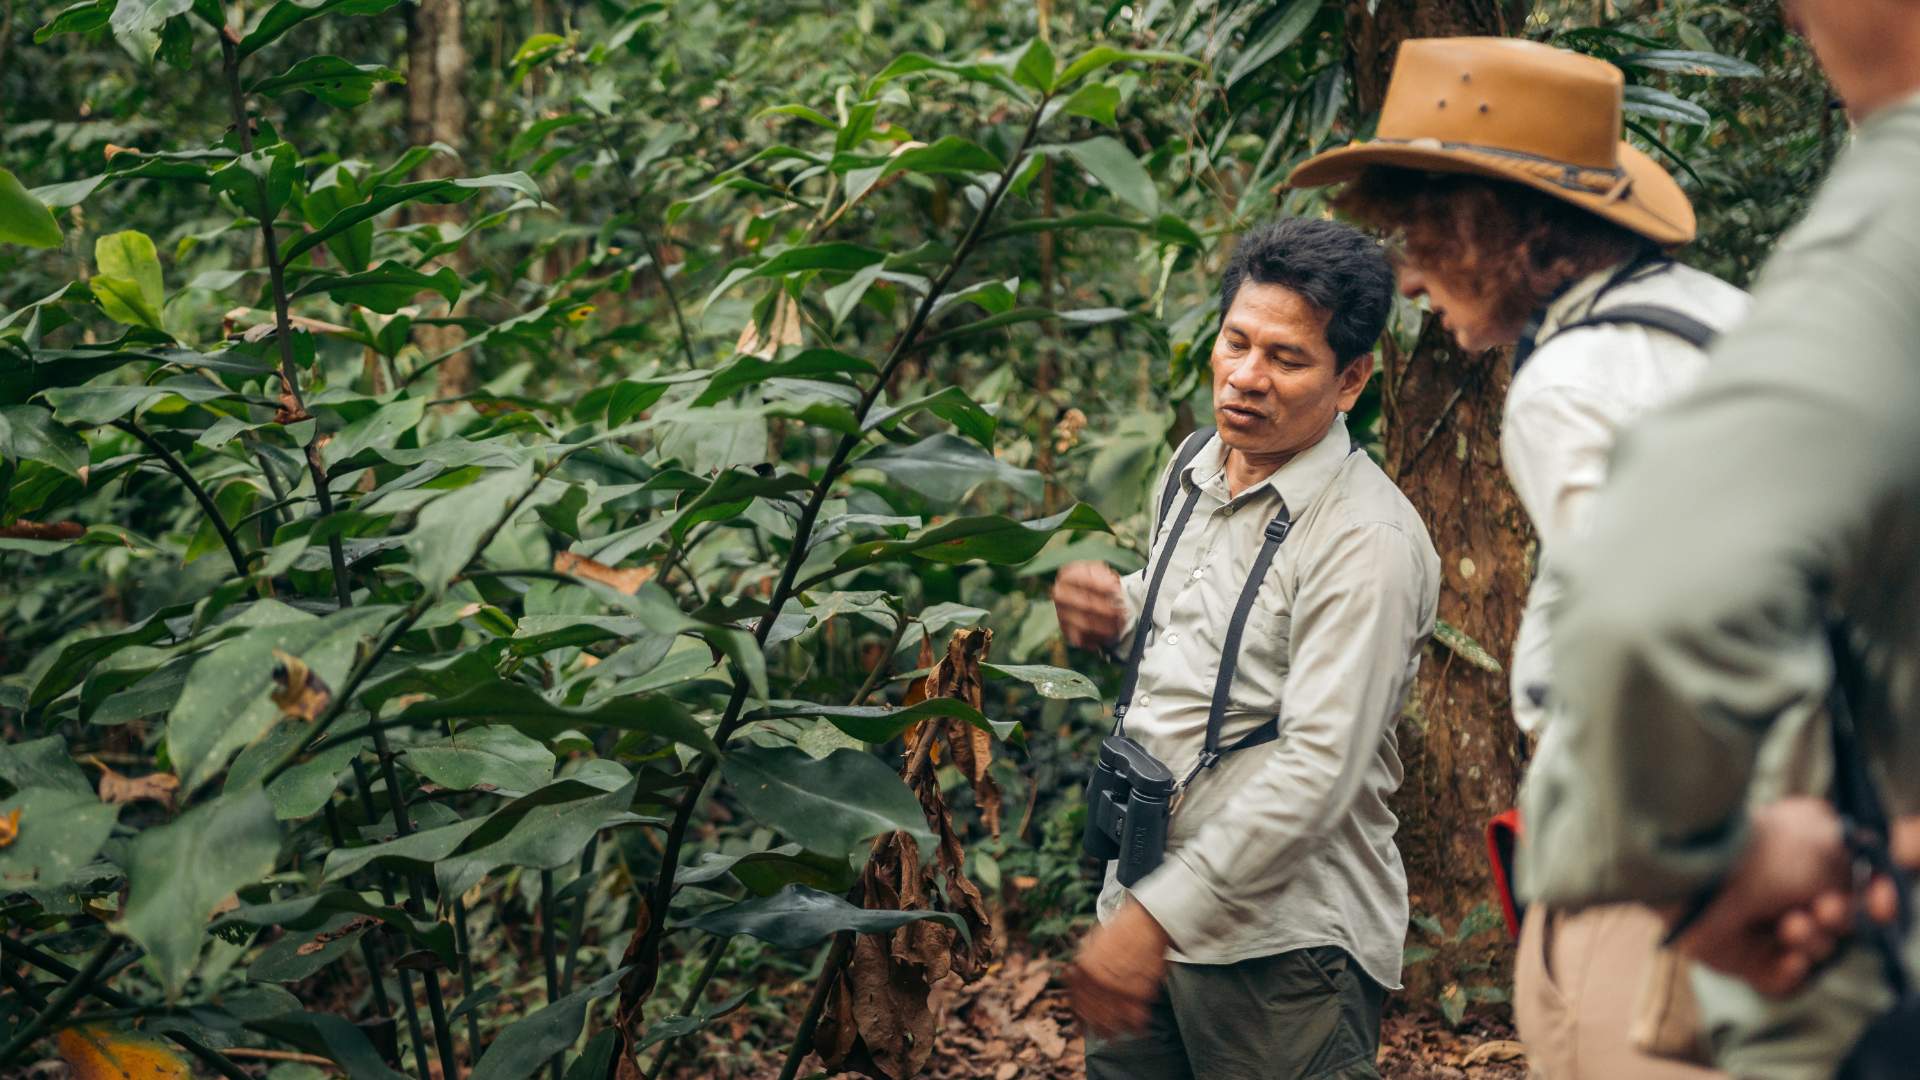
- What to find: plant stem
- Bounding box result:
[219,27,352,609]
[0,939,250,1080]
[114,420,250,580]
[539,869,564,1080]
[625,95,1051,1012]
[0,937,120,1066]
[559,835,599,993]
[589,117,697,370]
[640,934,728,1073]
[848,611,910,707]
[451,884,484,1056]
[774,932,852,1080]
[322,800,396,1024]
[346,759,434,1080]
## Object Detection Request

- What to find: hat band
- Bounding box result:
[1374,138,1628,195]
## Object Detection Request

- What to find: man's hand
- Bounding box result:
[1068,900,1172,1038]
[1053,561,1128,650]
[1674,797,1853,996]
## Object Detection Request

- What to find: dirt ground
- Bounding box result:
[747,948,1528,1080]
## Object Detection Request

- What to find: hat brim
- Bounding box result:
[1288,139,1695,247]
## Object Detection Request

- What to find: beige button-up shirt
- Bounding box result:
[1096,413,1440,988]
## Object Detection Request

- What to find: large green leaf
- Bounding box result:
[1055,45,1201,88]
[41,377,241,428]
[237,0,403,56]
[1223,0,1321,89]
[107,0,192,59]
[283,173,541,264]
[854,433,1038,505]
[1058,137,1157,217]
[404,464,543,593]
[28,603,190,712]
[0,167,62,249]
[984,662,1099,701]
[250,55,403,107]
[867,51,1027,97]
[210,143,297,222]
[0,735,94,796]
[1619,49,1762,78]
[90,230,165,330]
[0,405,87,477]
[1012,36,1056,94]
[403,725,556,794]
[1622,84,1711,127]
[34,0,112,42]
[839,136,1005,205]
[433,768,638,896]
[763,695,1018,744]
[807,503,1108,587]
[864,387,995,447]
[721,745,930,861]
[690,349,875,407]
[683,884,962,950]
[167,606,394,794]
[396,679,718,757]
[675,842,855,896]
[213,889,456,964]
[470,969,626,1080]
[121,785,280,996]
[321,395,426,468]
[291,261,460,313]
[0,788,117,891]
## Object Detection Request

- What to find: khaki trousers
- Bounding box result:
[1514,903,1724,1080]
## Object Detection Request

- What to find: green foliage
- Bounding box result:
[0,0,1831,1073]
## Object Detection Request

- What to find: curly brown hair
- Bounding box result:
[1329,166,1653,332]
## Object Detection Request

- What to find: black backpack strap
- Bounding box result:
[1113,484,1204,734]
[1826,623,1916,1002]
[1157,427,1216,532]
[1555,303,1719,351]
[1182,503,1293,787]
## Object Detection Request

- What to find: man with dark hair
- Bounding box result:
[1056,217,1439,1080]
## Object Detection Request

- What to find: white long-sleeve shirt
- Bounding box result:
[1097,414,1439,988]
[1501,260,1750,734]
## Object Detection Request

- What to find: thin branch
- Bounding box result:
[322,801,397,1023]
[347,759,436,1080]
[774,932,853,1080]
[847,612,910,707]
[559,835,600,993]
[539,870,564,1080]
[0,937,120,1066]
[640,934,729,1074]
[589,116,698,369]
[219,27,351,609]
[114,420,250,580]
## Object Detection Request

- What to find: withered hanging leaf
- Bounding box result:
[296,914,380,956]
[816,831,952,1080]
[554,550,657,595]
[88,757,180,809]
[0,808,19,848]
[935,628,1001,838]
[270,648,333,721]
[57,1025,191,1080]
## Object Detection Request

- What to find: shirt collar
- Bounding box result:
[1181,412,1352,513]
[1534,262,1632,342]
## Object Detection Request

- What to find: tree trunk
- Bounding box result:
[1344,0,1534,1009]
[406,0,472,398]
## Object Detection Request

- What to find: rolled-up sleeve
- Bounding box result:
[1132,522,1434,947]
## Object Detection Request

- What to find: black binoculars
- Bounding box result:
[1082,735,1176,886]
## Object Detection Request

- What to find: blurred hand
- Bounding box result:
[1674,797,1853,996]
[1068,900,1171,1038]
[1053,561,1128,650]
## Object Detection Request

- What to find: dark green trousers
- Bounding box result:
[1085,946,1385,1080]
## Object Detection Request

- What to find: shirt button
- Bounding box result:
[1139,694,1152,707]
[1165,631,1181,646]
[1190,568,1205,580]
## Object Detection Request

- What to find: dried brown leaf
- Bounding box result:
[0,808,19,848]
[89,758,180,809]
[58,1026,190,1080]
[0,520,85,541]
[554,550,656,595]
[295,915,378,956]
[1461,1039,1528,1066]
[736,292,805,359]
[270,648,333,721]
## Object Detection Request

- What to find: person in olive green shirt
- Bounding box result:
[1519,1,1920,1076]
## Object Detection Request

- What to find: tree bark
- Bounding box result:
[406,0,472,398]
[1344,0,1533,1007]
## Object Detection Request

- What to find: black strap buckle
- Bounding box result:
[1264,518,1292,543]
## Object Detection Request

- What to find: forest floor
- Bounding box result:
[696,947,1528,1080]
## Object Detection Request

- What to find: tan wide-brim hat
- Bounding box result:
[1290,37,1695,246]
